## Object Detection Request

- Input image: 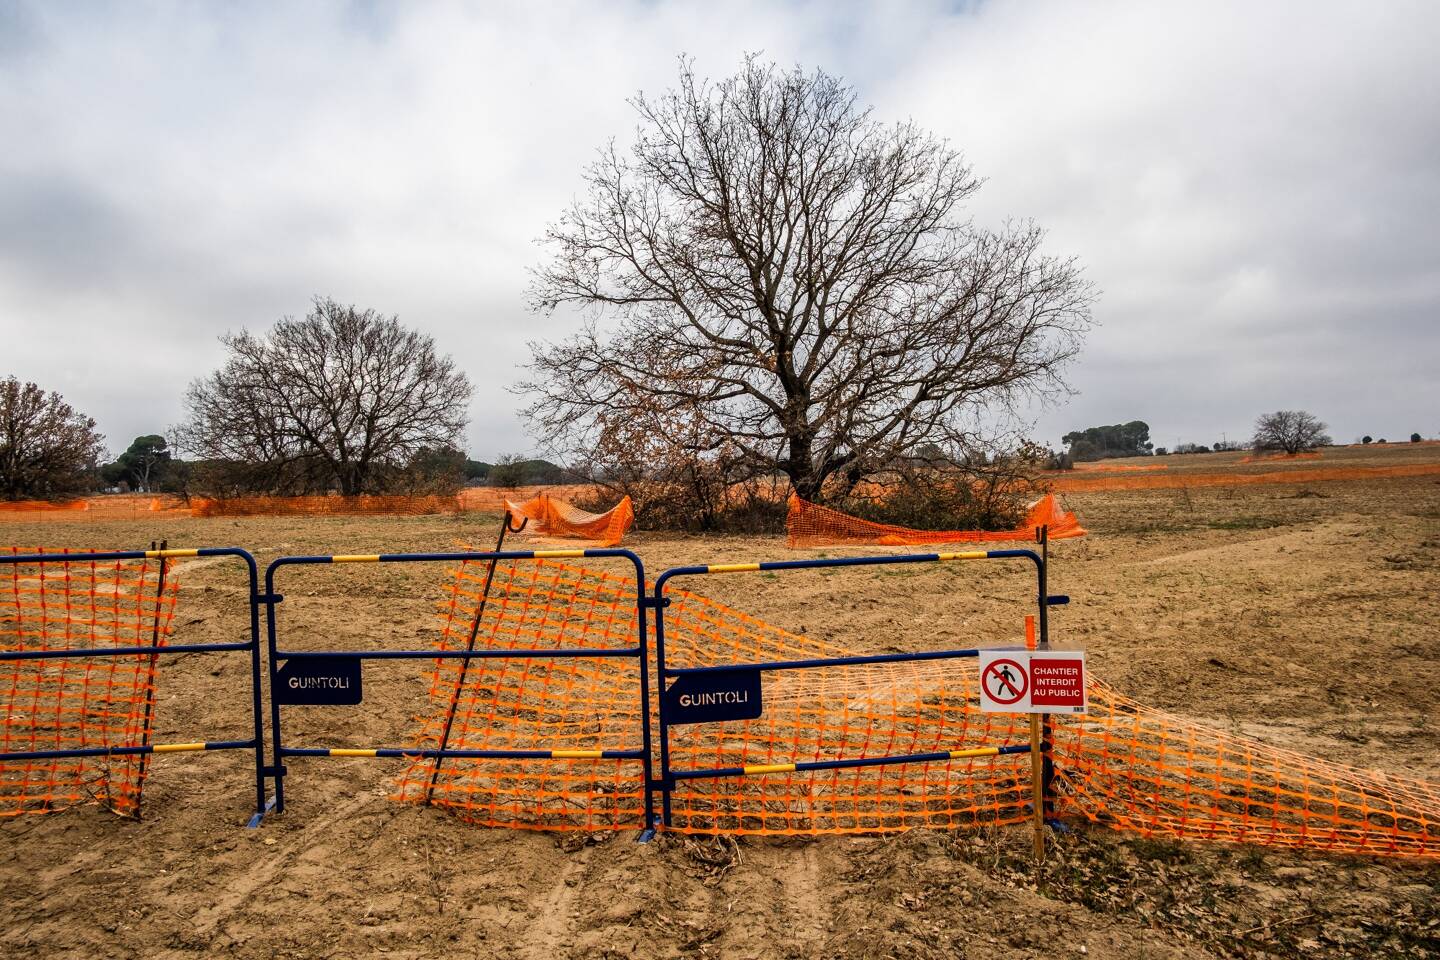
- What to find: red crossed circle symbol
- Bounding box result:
[982,659,1028,705]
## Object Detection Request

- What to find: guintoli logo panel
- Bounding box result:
[663,668,763,725]
[275,656,364,705]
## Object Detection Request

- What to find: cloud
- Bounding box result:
[0,0,1435,460]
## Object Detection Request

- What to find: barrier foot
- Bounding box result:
[246,794,279,829]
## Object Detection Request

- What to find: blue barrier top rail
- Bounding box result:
[653,549,1042,678]
[664,647,984,676]
[0,548,260,661]
[264,548,647,661]
[652,548,1041,593]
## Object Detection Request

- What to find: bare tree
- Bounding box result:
[178,298,472,496]
[0,377,105,500]
[1252,410,1331,455]
[523,57,1094,504]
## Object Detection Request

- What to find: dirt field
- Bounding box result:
[3,448,1439,959]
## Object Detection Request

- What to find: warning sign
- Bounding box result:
[1030,652,1086,711]
[978,649,1086,714]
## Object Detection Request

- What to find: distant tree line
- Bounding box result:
[1062,421,1153,461]
[2,300,573,501]
[468,455,571,487]
[1063,411,1363,461]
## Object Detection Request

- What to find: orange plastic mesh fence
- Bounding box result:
[190,494,461,517]
[659,595,1032,835]
[1070,462,1169,472]
[1237,451,1323,464]
[0,495,193,523]
[395,558,1032,834]
[398,560,1438,856]
[786,493,1086,548]
[1,548,179,817]
[0,500,88,514]
[1052,683,1439,858]
[505,493,635,547]
[457,485,602,514]
[1050,462,1440,493]
[395,558,646,830]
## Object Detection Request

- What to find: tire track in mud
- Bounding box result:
[184,792,375,938]
[709,843,835,956]
[774,845,833,949]
[521,850,586,960]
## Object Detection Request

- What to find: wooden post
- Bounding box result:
[1025,612,1044,863]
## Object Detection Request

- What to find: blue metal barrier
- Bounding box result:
[261,548,656,833]
[0,547,269,824]
[649,547,1050,830]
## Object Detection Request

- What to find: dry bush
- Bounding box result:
[840,444,1050,531]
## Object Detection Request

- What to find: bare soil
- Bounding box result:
[2,461,1438,959]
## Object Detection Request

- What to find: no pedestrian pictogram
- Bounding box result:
[982,658,1028,705]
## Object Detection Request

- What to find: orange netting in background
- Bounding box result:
[786,493,1085,548]
[189,494,461,517]
[1,548,179,817]
[0,500,89,514]
[1071,463,1168,472]
[505,493,635,547]
[1238,451,1323,464]
[1049,462,1440,493]
[0,495,194,523]
[398,560,1438,856]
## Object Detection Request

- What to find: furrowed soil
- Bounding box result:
[3,450,1439,959]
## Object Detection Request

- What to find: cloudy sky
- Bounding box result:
[1,0,1436,460]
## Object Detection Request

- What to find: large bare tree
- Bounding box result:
[0,377,105,500]
[524,57,1094,503]
[1252,410,1331,455]
[179,298,472,496]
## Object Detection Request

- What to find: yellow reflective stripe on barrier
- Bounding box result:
[550,749,604,759]
[533,550,586,559]
[948,747,1001,760]
[936,551,988,561]
[708,563,762,574]
[151,741,207,753]
[743,762,797,776]
[146,548,200,559]
[330,555,381,563]
[329,748,379,757]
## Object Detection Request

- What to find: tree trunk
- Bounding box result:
[339,468,361,497]
[788,432,822,502]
